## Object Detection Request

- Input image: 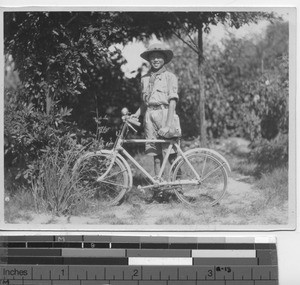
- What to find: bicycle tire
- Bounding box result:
[171,149,228,206]
[73,152,131,206]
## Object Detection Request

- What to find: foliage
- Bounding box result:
[4,88,77,187]
[168,40,199,137]
[126,12,279,144]
[4,12,130,101]
[5,12,278,145]
[4,12,141,132]
[250,134,288,175]
[4,11,282,140]
[169,20,288,142]
[126,12,278,46]
[31,136,95,216]
[255,167,288,207]
[4,11,140,191]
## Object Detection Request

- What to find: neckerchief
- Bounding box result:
[144,66,167,103]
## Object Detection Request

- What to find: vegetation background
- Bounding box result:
[3,11,290,225]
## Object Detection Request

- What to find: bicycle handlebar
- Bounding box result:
[127,116,141,127]
[121,115,141,134]
[121,108,141,134]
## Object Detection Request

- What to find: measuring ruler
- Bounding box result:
[0,236,278,284]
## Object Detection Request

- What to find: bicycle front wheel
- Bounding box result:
[73,152,130,206]
[171,150,228,206]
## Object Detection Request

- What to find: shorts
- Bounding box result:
[144,108,179,156]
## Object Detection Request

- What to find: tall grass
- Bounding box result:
[31,138,95,216]
[255,167,288,207]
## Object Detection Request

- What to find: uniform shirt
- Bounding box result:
[141,70,179,106]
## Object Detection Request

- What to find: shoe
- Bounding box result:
[151,190,176,204]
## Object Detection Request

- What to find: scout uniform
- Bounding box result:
[140,44,181,156]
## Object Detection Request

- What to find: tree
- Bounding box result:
[4,11,281,142]
[206,20,289,141]
[167,19,288,142]
[4,11,142,184]
[4,12,134,113]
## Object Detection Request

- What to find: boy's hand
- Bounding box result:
[158,127,170,137]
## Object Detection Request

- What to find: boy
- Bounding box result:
[132,43,181,181]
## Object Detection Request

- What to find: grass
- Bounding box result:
[4,189,35,223]
[126,204,146,220]
[228,155,257,178]
[255,167,288,207]
[155,212,196,225]
[98,213,129,225]
[5,202,33,224]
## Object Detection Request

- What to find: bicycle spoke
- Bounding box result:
[200,164,223,182]
[103,169,127,180]
[100,180,128,188]
[201,154,207,177]
[74,153,130,206]
[172,152,228,206]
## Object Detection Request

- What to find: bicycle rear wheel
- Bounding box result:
[171,150,228,206]
[73,152,130,206]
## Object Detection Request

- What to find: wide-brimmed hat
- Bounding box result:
[140,43,174,64]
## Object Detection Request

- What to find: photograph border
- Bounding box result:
[0,4,297,232]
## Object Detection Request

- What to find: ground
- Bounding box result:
[5,172,288,227]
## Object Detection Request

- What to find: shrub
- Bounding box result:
[255,167,288,206]
[4,88,77,189]
[30,136,95,216]
[250,133,288,175]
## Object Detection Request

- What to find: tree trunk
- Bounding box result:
[197,22,207,147]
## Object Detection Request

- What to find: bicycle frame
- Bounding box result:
[99,120,201,189]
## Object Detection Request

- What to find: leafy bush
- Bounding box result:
[250,134,288,175]
[4,88,78,189]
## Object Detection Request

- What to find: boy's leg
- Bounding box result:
[168,153,177,165]
[151,153,178,203]
[154,154,163,176]
[169,153,182,179]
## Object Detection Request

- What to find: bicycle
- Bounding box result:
[73,109,231,207]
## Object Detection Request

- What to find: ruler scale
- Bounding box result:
[0,236,278,285]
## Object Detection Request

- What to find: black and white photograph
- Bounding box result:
[2,7,296,230]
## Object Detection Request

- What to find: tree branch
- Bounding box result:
[172,13,198,49]
[168,13,199,53]
[65,13,79,27]
[172,30,199,54]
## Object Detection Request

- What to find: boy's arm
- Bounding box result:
[133,77,147,118]
[165,99,176,127]
[158,99,176,137]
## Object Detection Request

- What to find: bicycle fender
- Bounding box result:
[186,148,231,173]
[168,148,231,180]
[74,150,133,188]
[100,150,133,188]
